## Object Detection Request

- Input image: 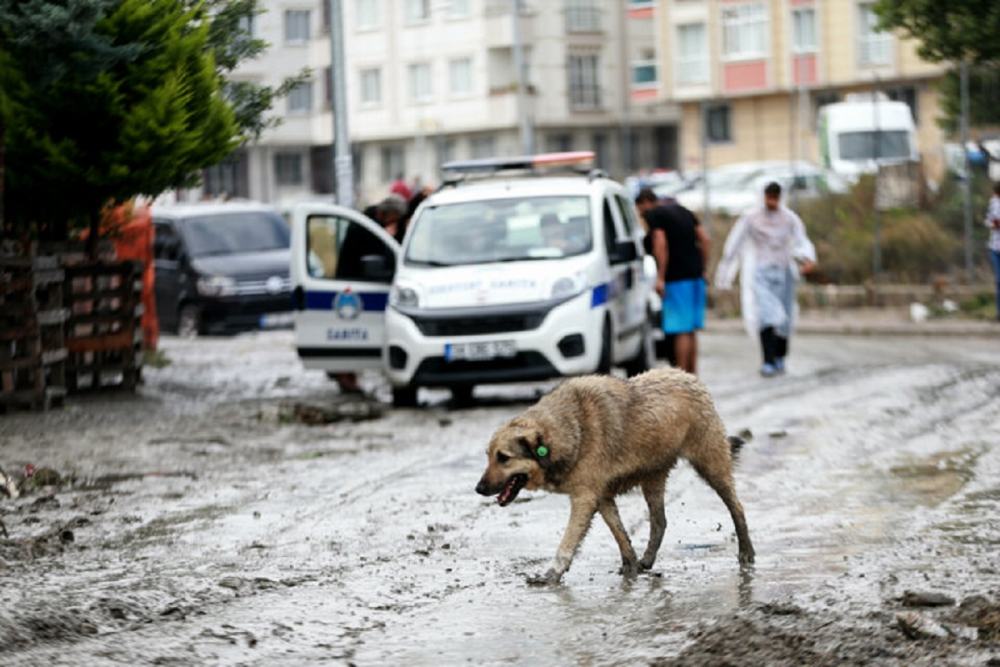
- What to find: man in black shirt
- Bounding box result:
[635,188,710,375]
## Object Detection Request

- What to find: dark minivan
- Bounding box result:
[152,202,292,336]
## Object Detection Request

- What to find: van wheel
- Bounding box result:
[392,385,418,408]
[177,304,202,338]
[624,319,654,378]
[597,319,612,375]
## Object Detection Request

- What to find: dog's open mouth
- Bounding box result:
[497,474,528,507]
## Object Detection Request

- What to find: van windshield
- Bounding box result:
[838,130,911,161]
[183,212,290,257]
[404,196,592,266]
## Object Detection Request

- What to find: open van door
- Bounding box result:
[290,203,400,373]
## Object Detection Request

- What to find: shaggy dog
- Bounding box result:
[475,367,754,584]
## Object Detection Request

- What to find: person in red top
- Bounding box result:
[390,173,412,201]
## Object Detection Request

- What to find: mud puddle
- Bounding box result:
[1,331,999,665]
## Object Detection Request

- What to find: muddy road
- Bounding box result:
[1,329,999,665]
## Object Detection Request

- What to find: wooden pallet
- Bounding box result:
[0,257,68,412]
[63,260,144,392]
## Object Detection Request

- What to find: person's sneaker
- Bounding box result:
[774,358,786,374]
[760,363,778,378]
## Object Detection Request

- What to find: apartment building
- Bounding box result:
[197,0,684,204]
[655,0,947,178]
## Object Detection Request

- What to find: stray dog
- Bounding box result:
[475,367,754,584]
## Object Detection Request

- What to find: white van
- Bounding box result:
[818,92,919,183]
[289,153,656,406]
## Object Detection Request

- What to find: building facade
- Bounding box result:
[203,0,683,206]
[655,0,947,178]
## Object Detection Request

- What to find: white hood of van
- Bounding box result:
[399,261,586,310]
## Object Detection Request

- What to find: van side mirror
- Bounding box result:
[360,254,394,282]
[610,240,637,264]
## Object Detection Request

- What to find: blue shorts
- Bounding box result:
[662,278,706,334]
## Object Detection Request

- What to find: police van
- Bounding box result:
[289,152,656,406]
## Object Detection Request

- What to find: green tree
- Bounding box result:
[873,0,1000,64]
[873,1,1000,135]
[0,0,238,245]
[0,0,306,246]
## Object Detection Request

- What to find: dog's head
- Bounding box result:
[475,417,557,506]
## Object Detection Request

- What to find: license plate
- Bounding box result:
[259,312,294,328]
[445,340,517,362]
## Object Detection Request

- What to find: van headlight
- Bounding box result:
[391,285,419,309]
[197,275,237,297]
[551,276,585,300]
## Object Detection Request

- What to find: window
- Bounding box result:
[792,7,817,53]
[858,2,892,65]
[706,104,732,143]
[676,23,708,85]
[284,9,310,44]
[471,135,495,159]
[449,0,471,17]
[632,61,657,87]
[357,0,380,29]
[307,215,395,282]
[449,58,474,96]
[722,3,767,60]
[437,138,456,171]
[405,0,431,23]
[287,81,313,114]
[568,53,600,110]
[360,67,382,105]
[238,14,254,37]
[275,153,304,186]
[546,134,574,153]
[593,132,608,170]
[381,145,405,183]
[566,0,600,33]
[886,85,918,122]
[408,62,433,102]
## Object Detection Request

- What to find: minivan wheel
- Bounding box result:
[392,385,418,408]
[177,304,202,338]
[597,319,612,375]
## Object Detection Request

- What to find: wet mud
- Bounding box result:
[1,331,999,665]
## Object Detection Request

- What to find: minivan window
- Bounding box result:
[838,130,910,161]
[182,212,290,257]
[404,196,592,266]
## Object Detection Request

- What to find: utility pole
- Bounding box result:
[511,0,534,155]
[961,60,974,283]
[872,75,882,283]
[701,101,711,237]
[329,0,353,209]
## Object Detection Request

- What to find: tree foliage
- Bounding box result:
[873,0,1000,64]
[0,0,308,243]
[0,0,238,239]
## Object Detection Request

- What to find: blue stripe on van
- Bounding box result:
[591,284,608,308]
[304,290,389,312]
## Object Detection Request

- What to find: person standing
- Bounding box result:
[985,181,1000,321]
[714,181,817,377]
[635,188,710,375]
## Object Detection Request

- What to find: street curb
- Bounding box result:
[704,315,999,338]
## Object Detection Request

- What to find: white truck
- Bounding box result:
[818,92,919,183]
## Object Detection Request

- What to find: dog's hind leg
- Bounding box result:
[639,475,667,570]
[530,494,599,585]
[598,497,638,576]
[689,455,755,565]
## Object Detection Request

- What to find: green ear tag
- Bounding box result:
[536,446,549,458]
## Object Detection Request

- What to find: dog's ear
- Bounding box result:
[516,433,551,467]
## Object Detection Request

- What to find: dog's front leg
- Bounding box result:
[527,495,598,585]
[598,498,638,577]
